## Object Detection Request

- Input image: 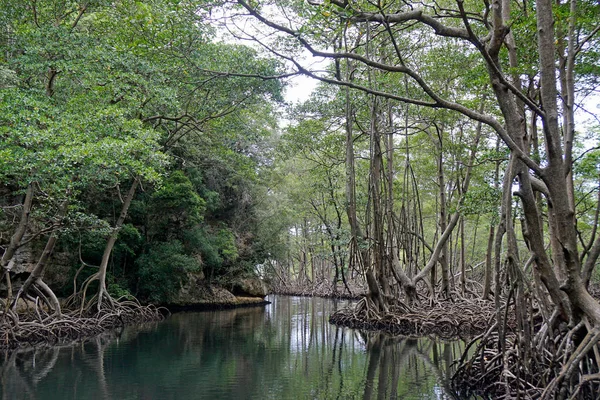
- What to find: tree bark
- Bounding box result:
[96,177,140,312]
[482,223,495,300]
[536,0,600,324]
[1,184,34,273]
[12,200,69,316]
[435,129,451,298]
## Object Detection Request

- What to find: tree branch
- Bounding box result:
[234,0,542,175]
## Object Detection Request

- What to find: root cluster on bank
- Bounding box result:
[0,297,165,350]
[270,280,366,300]
[329,296,501,338]
[451,320,600,399]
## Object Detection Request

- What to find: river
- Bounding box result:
[0,295,465,399]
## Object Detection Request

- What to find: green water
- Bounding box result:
[0,296,464,399]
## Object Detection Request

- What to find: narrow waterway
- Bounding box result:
[0,296,465,399]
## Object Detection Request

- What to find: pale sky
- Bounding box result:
[283,74,318,104]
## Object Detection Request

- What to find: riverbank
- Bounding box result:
[0,302,165,351]
[269,282,366,300]
[327,286,600,399]
[1,281,270,350]
[272,283,501,338]
[329,297,501,338]
[166,277,269,310]
[167,296,270,311]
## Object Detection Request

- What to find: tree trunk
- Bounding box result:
[12,200,69,316]
[483,139,501,300]
[435,131,450,298]
[535,0,600,324]
[369,96,388,311]
[1,183,34,273]
[343,62,383,310]
[96,177,139,312]
[385,100,397,299]
[482,223,495,300]
[459,216,466,296]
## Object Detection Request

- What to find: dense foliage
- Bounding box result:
[0,0,286,306]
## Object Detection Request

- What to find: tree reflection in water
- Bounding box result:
[0,296,466,399]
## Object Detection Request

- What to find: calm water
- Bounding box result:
[0,296,464,399]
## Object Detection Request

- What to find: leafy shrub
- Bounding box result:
[184,226,238,279]
[135,240,200,304]
[148,171,205,236]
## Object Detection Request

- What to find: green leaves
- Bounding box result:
[146,170,206,241]
[0,0,288,303]
[136,240,201,304]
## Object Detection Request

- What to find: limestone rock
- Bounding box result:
[7,245,71,289]
[231,277,268,298]
[9,245,37,275]
[169,272,237,307]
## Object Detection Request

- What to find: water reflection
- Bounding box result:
[0,296,464,399]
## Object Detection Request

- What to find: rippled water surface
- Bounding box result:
[0,295,464,399]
